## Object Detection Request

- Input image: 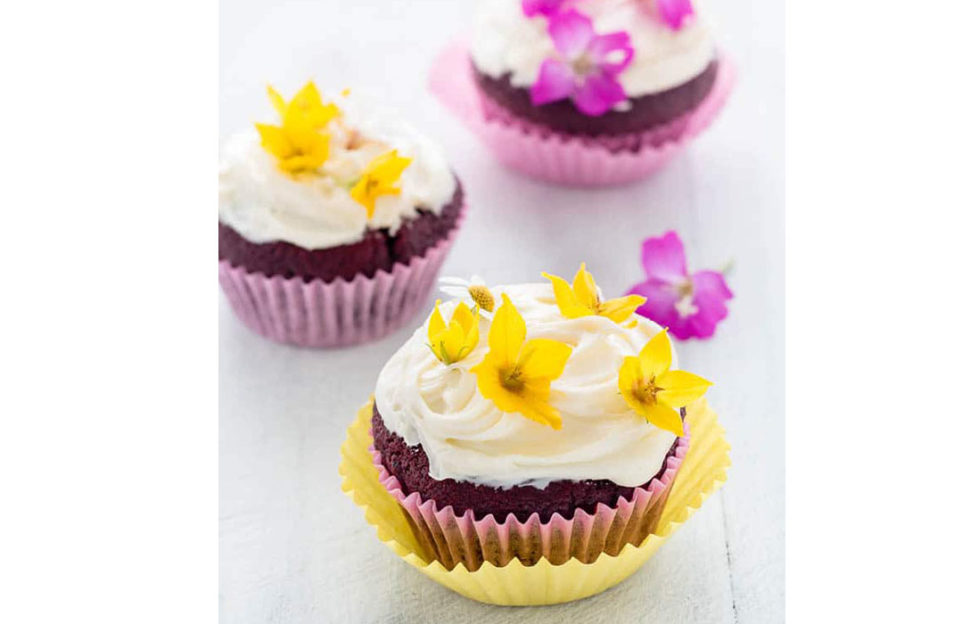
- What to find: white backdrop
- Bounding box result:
[220,1,784,622]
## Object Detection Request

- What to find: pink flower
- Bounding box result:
[627,231,733,340]
[530,10,634,117]
[522,0,570,17]
[656,0,695,30]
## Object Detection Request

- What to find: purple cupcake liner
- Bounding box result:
[219,204,466,348]
[370,420,690,571]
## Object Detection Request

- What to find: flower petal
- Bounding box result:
[599,294,646,323]
[629,278,681,326]
[657,370,712,408]
[543,272,592,318]
[266,86,287,117]
[427,300,447,347]
[657,0,695,31]
[587,31,634,74]
[641,231,688,281]
[518,338,572,381]
[617,355,643,407]
[571,263,600,311]
[641,402,684,436]
[571,71,627,116]
[254,123,292,159]
[517,393,563,429]
[547,10,595,58]
[530,59,577,106]
[522,0,566,17]
[638,329,672,380]
[489,293,526,366]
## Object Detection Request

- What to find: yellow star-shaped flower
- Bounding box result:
[255,82,340,174]
[543,263,646,323]
[350,149,413,218]
[618,329,711,435]
[471,294,572,429]
[427,300,480,365]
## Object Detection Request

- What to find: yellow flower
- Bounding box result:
[255,82,340,174]
[471,294,572,429]
[267,82,340,129]
[350,149,413,218]
[617,330,711,436]
[543,263,646,323]
[427,300,479,365]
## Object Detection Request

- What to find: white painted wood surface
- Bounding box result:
[219,1,784,621]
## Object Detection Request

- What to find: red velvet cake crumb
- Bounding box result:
[371,404,682,523]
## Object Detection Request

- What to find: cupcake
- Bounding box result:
[370,264,712,570]
[429,0,734,185]
[218,83,465,347]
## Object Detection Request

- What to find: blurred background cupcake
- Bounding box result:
[430,0,734,185]
[368,266,712,570]
[218,83,465,348]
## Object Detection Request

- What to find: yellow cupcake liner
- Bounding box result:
[339,398,730,606]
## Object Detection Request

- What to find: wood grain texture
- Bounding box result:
[219,0,784,621]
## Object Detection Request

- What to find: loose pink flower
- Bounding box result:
[656,0,695,30]
[627,231,733,340]
[530,10,634,117]
[522,0,570,17]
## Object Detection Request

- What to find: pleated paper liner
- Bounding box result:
[428,39,736,187]
[340,398,730,606]
[371,424,689,571]
[218,204,466,348]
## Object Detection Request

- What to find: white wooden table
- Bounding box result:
[220,1,784,621]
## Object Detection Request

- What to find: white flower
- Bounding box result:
[438,275,495,318]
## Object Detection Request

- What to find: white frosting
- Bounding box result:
[471,0,716,97]
[218,93,456,250]
[374,282,679,489]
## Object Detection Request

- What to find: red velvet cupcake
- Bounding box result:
[371,267,711,569]
[471,0,720,144]
[218,83,465,347]
[428,0,734,185]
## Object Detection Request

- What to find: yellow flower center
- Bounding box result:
[499,367,525,392]
[676,279,694,298]
[634,377,664,405]
[468,285,495,312]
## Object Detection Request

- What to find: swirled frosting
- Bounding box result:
[470,0,717,98]
[219,92,456,250]
[374,282,680,489]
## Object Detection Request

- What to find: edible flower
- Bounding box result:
[618,329,711,435]
[350,149,413,218]
[530,10,634,116]
[522,0,571,17]
[256,82,340,173]
[626,231,733,340]
[471,294,572,429]
[439,275,495,317]
[543,263,646,323]
[655,0,695,31]
[427,300,480,365]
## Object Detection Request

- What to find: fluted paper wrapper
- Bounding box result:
[218,205,464,348]
[372,424,688,571]
[429,40,736,187]
[340,398,730,606]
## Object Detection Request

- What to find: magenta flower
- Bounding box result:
[530,10,634,117]
[656,0,695,30]
[522,0,570,17]
[627,231,733,340]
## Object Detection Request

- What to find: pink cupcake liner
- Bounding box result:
[429,40,736,187]
[218,205,465,348]
[370,421,690,571]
